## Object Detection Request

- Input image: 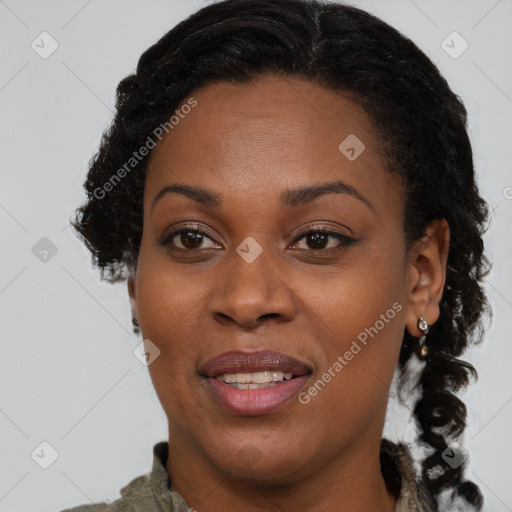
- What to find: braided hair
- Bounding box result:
[72,1,490,509]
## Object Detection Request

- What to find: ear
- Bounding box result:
[128,271,138,318]
[405,218,450,338]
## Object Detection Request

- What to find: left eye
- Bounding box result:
[291,230,354,251]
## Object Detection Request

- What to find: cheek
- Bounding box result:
[135,247,211,370]
[294,243,406,408]
[135,263,209,414]
[137,237,203,317]
[296,241,405,341]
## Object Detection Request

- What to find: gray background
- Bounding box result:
[1,1,511,511]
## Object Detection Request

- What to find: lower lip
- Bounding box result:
[204,375,311,416]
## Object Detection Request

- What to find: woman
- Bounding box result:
[64,0,490,510]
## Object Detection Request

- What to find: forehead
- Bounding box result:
[144,75,401,216]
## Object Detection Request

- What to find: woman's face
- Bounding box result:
[130,75,429,484]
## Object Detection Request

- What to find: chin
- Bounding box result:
[207,438,314,485]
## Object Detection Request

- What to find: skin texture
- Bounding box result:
[128,75,449,512]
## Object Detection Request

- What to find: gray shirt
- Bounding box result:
[60,440,436,512]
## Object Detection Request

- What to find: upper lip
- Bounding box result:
[199,350,312,378]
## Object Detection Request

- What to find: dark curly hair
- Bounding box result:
[71,0,491,509]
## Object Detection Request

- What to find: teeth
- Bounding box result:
[215,371,294,385]
[230,382,279,389]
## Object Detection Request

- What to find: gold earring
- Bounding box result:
[417,316,430,360]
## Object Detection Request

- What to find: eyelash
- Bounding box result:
[159,223,357,255]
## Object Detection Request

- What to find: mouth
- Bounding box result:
[199,350,313,415]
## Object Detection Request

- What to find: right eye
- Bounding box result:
[159,224,223,251]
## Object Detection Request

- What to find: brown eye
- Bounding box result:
[178,231,205,249]
[161,227,221,251]
[305,232,329,250]
[292,229,355,252]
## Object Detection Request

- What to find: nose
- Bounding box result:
[208,247,296,329]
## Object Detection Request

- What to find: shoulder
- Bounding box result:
[381,439,437,512]
[59,473,157,512]
[58,441,191,512]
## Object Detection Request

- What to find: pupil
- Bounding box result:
[307,233,327,249]
[181,231,203,249]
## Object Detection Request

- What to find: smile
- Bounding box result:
[200,350,313,415]
[215,370,294,388]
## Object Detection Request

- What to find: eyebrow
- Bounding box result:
[280,180,373,210]
[152,184,220,211]
[151,180,373,212]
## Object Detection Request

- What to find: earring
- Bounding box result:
[417,316,430,360]
[418,316,429,335]
[131,311,139,327]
